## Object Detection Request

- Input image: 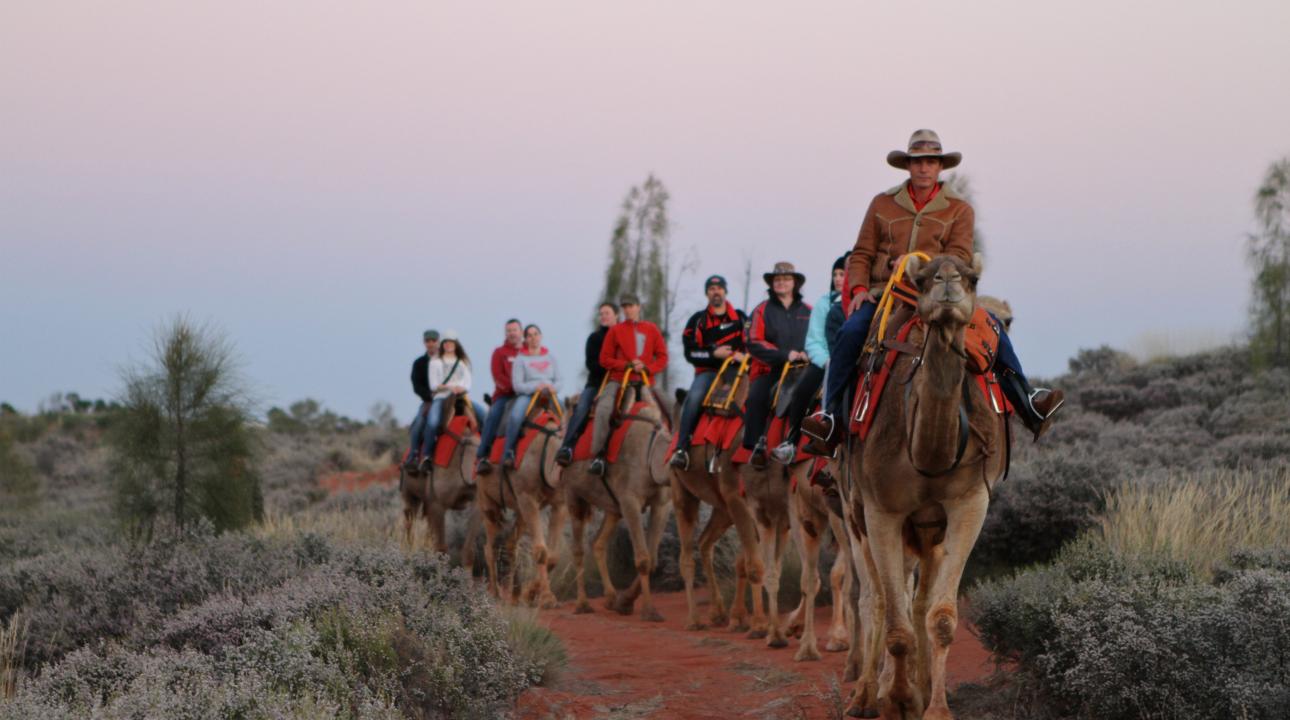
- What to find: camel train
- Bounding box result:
[398,253,1013,720]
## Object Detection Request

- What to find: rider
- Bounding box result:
[588,293,667,476]
[475,318,524,475]
[743,262,813,470]
[406,329,440,472]
[670,274,747,470]
[502,324,562,469]
[803,129,1064,453]
[418,331,475,473]
[771,254,847,465]
[556,302,617,467]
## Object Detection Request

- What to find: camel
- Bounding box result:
[840,253,1008,720]
[399,397,479,558]
[562,385,673,621]
[671,362,770,636]
[475,394,567,607]
[782,456,854,663]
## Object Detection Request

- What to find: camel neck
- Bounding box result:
[908,323,967,471]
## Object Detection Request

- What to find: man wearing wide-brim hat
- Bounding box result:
[742,261,813,469]
[803,129,1063,452]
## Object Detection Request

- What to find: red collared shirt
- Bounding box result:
[909,181,941,212]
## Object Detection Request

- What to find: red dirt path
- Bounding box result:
[516,592,994,720]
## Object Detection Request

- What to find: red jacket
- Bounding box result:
[599,319,668,379]
[489,343,522,398]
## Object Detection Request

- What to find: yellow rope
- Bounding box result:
[871,252,931,350]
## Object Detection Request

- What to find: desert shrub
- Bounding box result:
[502,607,568,687]
[0,431,37,510]
[1067,346,1137,376]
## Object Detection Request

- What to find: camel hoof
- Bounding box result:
[708,613,728,628]
[574,602,594,615]
[825,638,849,653]
[746,628,768,640]
[613,598,635,616]
[794,644,821,662]
[684,621,707,631]
[602,594,618,611]
[539,595,559,610]
[727,621,750,634]
[641,608,665,623]
[786,622,804,638]
[766,635,788,649]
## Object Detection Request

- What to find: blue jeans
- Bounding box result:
[408,401,431,461]
[419,397,448,459]
[476,395,513,458]
[824,302,1026,414]
[503,394,533,455]
[676,372,717,448]
[824,301,877,413]
[560,387,597,451]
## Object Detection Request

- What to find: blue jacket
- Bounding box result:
[805,290,841,368]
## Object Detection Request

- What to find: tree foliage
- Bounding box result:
[108,316,262,538]
[943,171,985,257]
[1248,157,1290,367]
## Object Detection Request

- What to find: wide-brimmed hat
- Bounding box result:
[886,129,961,170]
[763,261,805,287]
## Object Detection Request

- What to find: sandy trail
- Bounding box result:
[516,591,994,720]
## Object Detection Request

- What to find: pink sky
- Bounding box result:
[3,1,1289,418]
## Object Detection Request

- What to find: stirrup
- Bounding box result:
[669,448,690,470]
[588,456,607,476]
[802,411,840,454]
[771,442,797,465]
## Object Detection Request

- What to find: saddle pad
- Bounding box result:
[433,415,477,468]
[487,411,559,469]
[666,412,745,456]
[571,402,652,464]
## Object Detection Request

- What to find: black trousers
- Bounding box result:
[782,364,824,445]
[741,374,775,450]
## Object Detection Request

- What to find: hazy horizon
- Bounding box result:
[4,1,1289,420]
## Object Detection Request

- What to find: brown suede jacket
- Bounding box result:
[846,182,975,300]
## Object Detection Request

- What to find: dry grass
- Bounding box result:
[1100,468,1290,577]
[1,612,28,699]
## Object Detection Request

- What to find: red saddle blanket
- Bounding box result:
[433,415,478,468]
[849,318,1010,440]
[666,412,745,456]
[485,410,560,470]
[572,402,656,463]
[730,415,814,466]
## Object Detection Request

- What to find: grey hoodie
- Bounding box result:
[511,348,561,395]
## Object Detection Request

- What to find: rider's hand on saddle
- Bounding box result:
[451,385,466,394]
[630,359,645,371]
[789,350,807,363]
[713,345,733,359]
[733,351,748,362]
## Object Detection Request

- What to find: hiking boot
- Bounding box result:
[418,456,434,474]
[588,456,607,477]
[1001,371,1065,441]
[771,441,797,465]
[402,456,420,473]
[475,458,493,476]
[749,438,768,470]
[502,449,517,469]
[555,446,573,467]
[669,448,690,470]
[801,411,840,455]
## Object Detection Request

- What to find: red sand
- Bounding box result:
[517,591,995,720]
[317,464,400,493]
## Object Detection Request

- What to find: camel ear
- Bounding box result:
[904,254,923,280]
[971,252,984,278]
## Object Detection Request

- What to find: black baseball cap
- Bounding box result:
[704,274,728,291]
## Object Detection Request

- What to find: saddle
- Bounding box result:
[574,401,661,463]
[486,390,563,470]
[701,356,749,417]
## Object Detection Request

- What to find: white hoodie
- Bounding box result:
[428,354,473,399]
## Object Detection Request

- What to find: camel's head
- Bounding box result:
[977,295,1013,332]
[908,253,981,328]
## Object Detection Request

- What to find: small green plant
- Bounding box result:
[502,606,567,687]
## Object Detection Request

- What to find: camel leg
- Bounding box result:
[570,498,593,614]
[459,505,481,572]
[762,521,791,648]
[673,477,704,630]
[721,485,766,637]
[616,499,663,621]
[503,513,523,605]
[698,508,734,629]
[728,553,750,633]
[593,512,621,610]
[516,494,552,607]
[793,508,823,661]
[427,504,448,556]
[827,515,853,652]
[844,510,883,719]
[638,496,672,620]
[402,498,418,551]
[482,509,503,600]
[540,500,566,608]
[921,492,988,720]
[865,507,922,720]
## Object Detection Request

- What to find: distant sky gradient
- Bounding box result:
[3,0,1289,419]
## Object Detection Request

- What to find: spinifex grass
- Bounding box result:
[0,613,28,700]
[1100,467,1290,578]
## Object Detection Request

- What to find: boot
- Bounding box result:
[475,458,493,476]
[418,455,434,474]
[749,437,768,470]
[669,448,690,470]
[1000,369,1064,441]
[554,446,573,467]
[588,454,607,476]
[801,410,841,455]
[502,449,517,469]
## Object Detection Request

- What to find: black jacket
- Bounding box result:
[682,304,748,373]
[411,354,432,403]
[747,290,812,375]
[584,326,610,388]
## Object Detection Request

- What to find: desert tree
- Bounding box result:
[1249,158,1290,367]
[599,173,696,387]
[109,316,262,538]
